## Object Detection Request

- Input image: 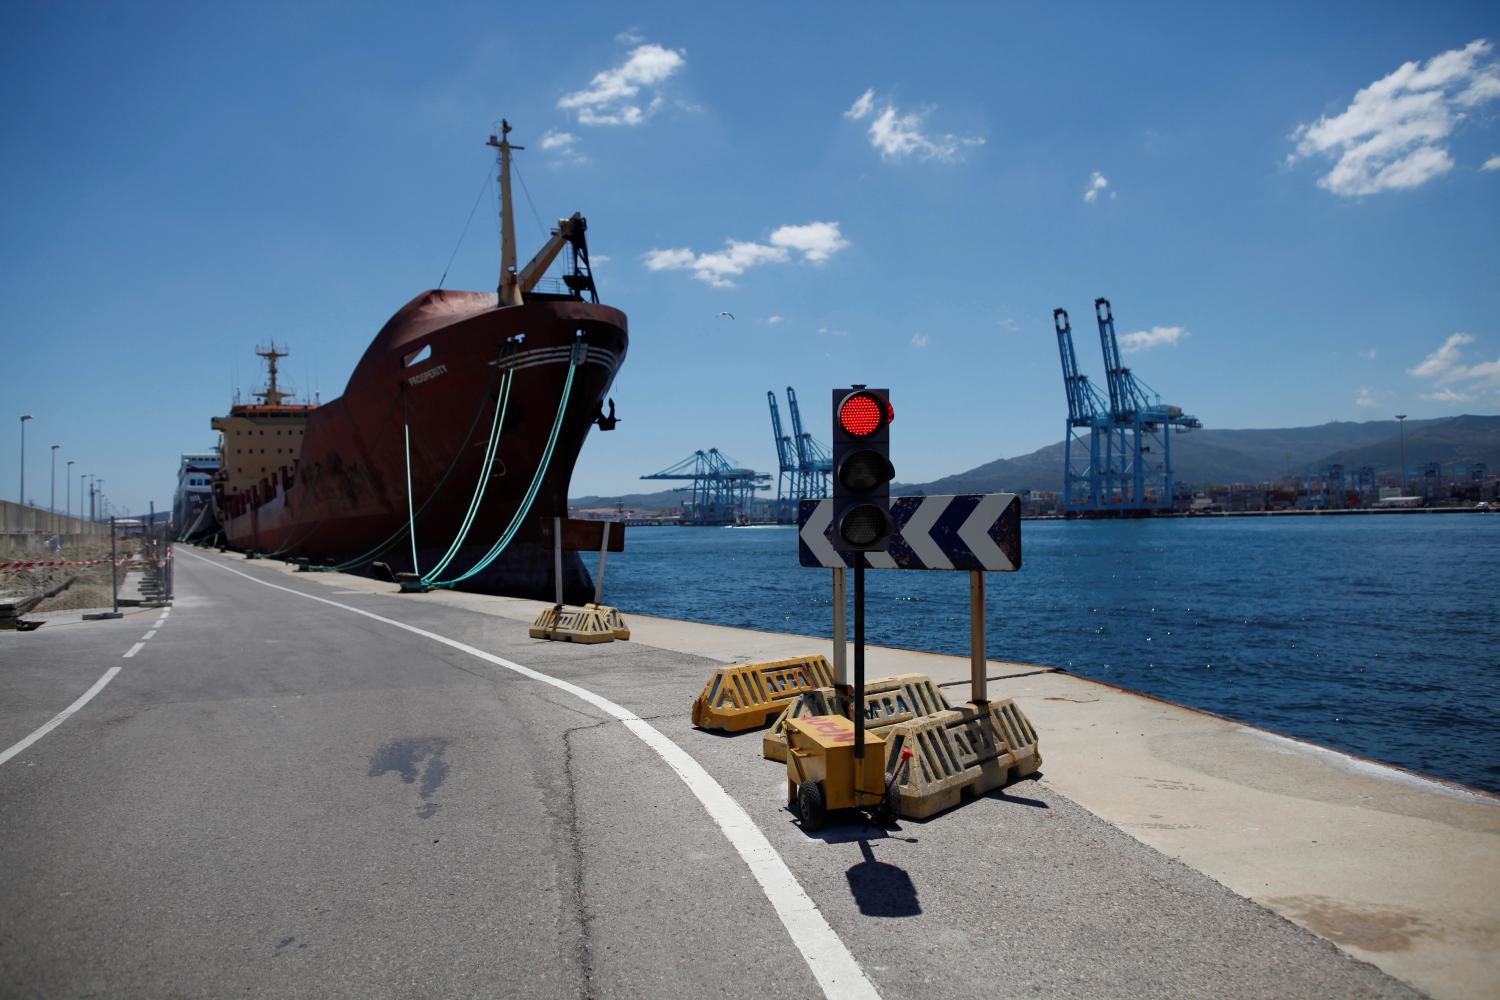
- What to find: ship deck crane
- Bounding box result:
[641,449,770,525]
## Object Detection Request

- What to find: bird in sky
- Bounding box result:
[718,311,735,320]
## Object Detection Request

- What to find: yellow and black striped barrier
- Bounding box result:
[690,655,837,733]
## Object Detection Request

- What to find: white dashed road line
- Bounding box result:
[0,667,124,767]
[123,642,145,659]
[181,549,882,1000]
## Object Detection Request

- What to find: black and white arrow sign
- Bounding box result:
[797,494,1021,571]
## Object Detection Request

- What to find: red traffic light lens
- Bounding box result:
[839,393,885,437]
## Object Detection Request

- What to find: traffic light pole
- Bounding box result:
[853,561,865,760]
[831,567,847,686]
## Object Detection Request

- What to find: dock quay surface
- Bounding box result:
[2,548,1495,999]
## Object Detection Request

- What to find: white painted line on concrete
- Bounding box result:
[181,548,880,1000]
[143,630,158,640]
[123,642,145,659]
[0,667,123,768]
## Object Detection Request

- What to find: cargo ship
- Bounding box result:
[211,123,627,601]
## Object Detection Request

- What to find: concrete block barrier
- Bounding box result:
[762,673,952,762]
[883,698,1042,820]
[690,655,836,733]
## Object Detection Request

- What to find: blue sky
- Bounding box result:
[2,1,1498,515]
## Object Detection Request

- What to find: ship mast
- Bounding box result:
[253,342,290,406]
[487,121,525,307]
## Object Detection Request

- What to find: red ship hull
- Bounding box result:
[215,290,626,600]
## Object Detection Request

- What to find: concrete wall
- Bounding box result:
[0,499,107,538]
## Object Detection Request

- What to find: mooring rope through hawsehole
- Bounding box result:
[426,334,582,588]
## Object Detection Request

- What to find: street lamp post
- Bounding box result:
[1395,415,1408,493]
[19,414,32,506]
[66,459,74,522]
[50,443,59,533]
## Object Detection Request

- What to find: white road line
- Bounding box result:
[181,549,880,1000]
[123,642,145,659]
[143,630,158,640]
[0,667,123,768]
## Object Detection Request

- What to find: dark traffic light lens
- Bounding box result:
[838,393,884,437]
[840,504,891,547]
[838,450,894,492]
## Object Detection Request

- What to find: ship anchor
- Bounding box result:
[595,398,619,432]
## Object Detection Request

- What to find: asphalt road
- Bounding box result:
[0,549,1424,999]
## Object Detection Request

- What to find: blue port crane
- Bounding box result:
[784,386,832,504]
[641,448,770,524]
[1305,463,1347,509]
[767,391,800,523]
[1092,298,1200,512]
[1053,308,1113,512]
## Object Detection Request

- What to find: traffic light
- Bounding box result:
[831,386,895,552]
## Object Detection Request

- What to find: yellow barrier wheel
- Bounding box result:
[796,781,826,832]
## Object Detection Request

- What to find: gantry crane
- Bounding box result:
[1053,308,1112,512]
[785,386,832,502]
[1093,298,1200,512]
[767,391,800,523]
[641,449,770,524]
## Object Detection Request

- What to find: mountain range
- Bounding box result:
[571,414,1500,511]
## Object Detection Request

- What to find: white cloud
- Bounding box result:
[558,43,685,126]
[1084,171,1114,203]
[1421,386,1471,403]
[1483,153,1500,171]
[590,254,611,264]
[1117,326,1189,353]
[845,89,875,121]
[615,29,645,45]
[1451,356,1500,388]
[844,89,984,162]
[911,333,929,348]
[642,222,848,287]
[768,221,848,263]
[766,314,785,325]
[1355,387,1380,407]
[1406,332,1500,398]
[539,129,586,163]
[1407,331,1475,378]
[997,318,1020,333]
[818,327,849,338]
[1288,39,1500,196]
[1362,348,1378,359]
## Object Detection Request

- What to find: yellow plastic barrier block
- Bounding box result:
[529,604,616,644]
[690,655,836,733]
[762,673,952,762]
[881,698,1042,820]
[582,603,630,640]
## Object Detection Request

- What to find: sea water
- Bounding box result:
[604,515,1500,794]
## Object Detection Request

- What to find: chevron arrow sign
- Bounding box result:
[797,494,1021,571]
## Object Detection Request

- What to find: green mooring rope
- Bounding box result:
[426,336,582,587]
